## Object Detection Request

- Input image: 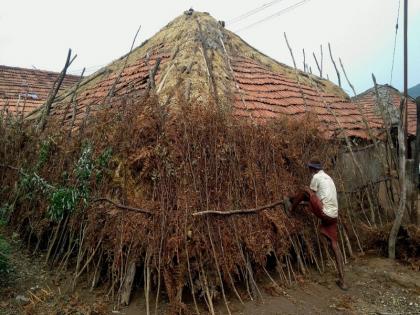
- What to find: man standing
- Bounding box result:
[290,159,348,290]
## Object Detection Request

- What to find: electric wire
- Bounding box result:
[68,63,107,75]
[390,0,401,85]
[227,0,287,25]
[234,0,311,33]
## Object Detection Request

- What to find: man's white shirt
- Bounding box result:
[309,170,338,218]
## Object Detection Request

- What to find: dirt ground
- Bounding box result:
[1,231,419,315]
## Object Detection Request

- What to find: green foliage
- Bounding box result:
[11,142,113,222]
[97,147,113,169]
[95,147,113,183]
[74,143,95,205]
[36,138,53,169]
[75,143,94,183]
[0,235,11,275]
[19,171,54,199]
[47,187,79,222]
[46,144,95,222]
[46,144,113,222]
[0,203,12,222]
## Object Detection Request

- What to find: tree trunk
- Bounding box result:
[121,261,136,305]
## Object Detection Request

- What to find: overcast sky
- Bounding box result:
[1,0,419,94]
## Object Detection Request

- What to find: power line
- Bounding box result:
[68,63,107,75]
[390,0,401,85]
[234,0,311,33]
[227,0,287,25]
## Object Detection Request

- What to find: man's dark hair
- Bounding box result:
[308,158,322,170]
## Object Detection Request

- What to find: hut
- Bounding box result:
[4,11,408,313]
[351,84,418,222]
[353,84,417,153]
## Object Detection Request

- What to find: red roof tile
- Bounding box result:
[0,65,80,116]
[231,57,385,139]
[50,46,171,123]
[353,85,416,136]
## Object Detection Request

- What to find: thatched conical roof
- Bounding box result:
[35,11,380,139]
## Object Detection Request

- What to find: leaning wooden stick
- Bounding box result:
[328,43,341,88]
[92,197,153,215]
[284,33,308,111]
[313,52,322,78]
[320,44,323,79]
[106,25,141,101]
[192,199,286,216]
[0,163,20,171]
[39,49,77,131]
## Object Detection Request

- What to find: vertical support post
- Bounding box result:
[414,97,420,224]
[389,0,408,258]
[403,0,408,157]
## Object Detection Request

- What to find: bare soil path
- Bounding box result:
[1,228,419,315]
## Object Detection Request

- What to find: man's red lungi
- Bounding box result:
[307,190,338,243]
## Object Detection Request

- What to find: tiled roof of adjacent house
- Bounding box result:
[353,84,416,136]
[0,65,80,116]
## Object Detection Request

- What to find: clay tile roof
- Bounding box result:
[0,65,80,116]
[231,57,385,139]
[353,84,417,136]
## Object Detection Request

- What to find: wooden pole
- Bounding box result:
[388,99,407,259]
[404,0,408,157]
[192,199,285,216]
[284,33,309,111]
[414,97,420,225]
[63,68,85,126]
[320,44,323,79]
[92,197,153,215]
[328,43,341,88]
[39,49,76,131]
[313,52,322,78]
[389,0,408,258]
[147,58,162,91]
[106,25,141,103]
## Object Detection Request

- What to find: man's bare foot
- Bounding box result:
[336,280,349,291]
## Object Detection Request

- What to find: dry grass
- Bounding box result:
[1,91,342,313]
